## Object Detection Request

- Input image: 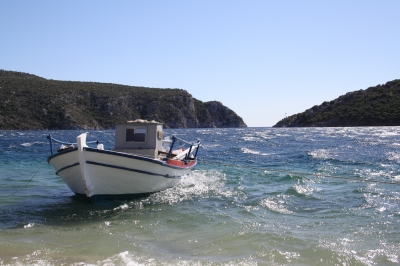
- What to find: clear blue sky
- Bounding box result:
[1,1,399,127]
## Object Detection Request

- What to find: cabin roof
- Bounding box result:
[124,119,163,125]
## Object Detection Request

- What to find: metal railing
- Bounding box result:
[165,136,201,161]
[47,134,100,155]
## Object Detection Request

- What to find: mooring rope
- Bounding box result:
[198,159,400,185]
[4,158,48,197]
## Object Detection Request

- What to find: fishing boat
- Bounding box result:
[47,120,200,201]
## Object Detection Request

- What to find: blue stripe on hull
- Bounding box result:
[55,162,79,175]
[86,161,181,178]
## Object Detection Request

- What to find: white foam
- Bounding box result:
[293,184,318,195]
[145,170,229,205]
[113,203,129,211]
[387,152,400,163]
[392,175,400,181]
[9,251,144,266]
[195,129,212,135]
[377,207,386,212]
[278,251,300,262]
[308,149,334,160]
[242,137,256,141]
[201,143,221,149]
[20,141,43,147]
[260,196,293,214]
[241,147,269,156]
[23,223,34,228]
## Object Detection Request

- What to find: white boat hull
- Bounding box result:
[47,146,193,201]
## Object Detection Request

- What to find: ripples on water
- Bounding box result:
[0,127,399,265]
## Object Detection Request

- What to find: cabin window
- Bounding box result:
[125,127,146,142]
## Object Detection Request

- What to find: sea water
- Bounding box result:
[0,127,399,265]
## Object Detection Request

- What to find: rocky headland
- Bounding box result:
[0,70,247,130]
[274,79,400,127]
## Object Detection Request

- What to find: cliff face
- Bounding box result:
[0,70,247,130]
[274,79,400,127]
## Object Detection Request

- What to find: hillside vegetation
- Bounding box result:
[274,79,400,127]
[0,70,246,130]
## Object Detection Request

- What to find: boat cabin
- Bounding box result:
[114,120,164,158]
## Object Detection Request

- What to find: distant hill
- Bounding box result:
[0,70,246,130]
[274,79,400,127]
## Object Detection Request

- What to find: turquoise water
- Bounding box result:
[0,127,399,265]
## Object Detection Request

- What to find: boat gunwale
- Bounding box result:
[47,147,78,163]
[47,147,197,170]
